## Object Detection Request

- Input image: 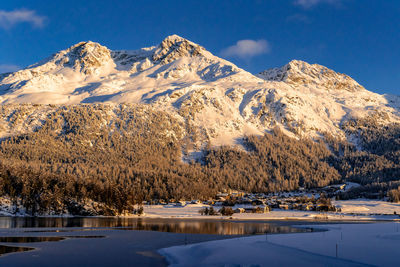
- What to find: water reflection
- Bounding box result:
[0,236,64,243]
[0,217,312,235]
[118,220,313,235]
[0,245,34,256]
[0,236,105,243]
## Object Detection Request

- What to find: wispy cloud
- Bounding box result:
[0,64,20,73]
[221,39,270,59]
[294,0,341,9]
[0,9,46,29]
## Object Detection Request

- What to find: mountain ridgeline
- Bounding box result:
[0,35,399,215]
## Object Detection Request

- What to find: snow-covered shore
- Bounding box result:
[143,199,400,221]
[1,198,399,220]
[159,222,400,266]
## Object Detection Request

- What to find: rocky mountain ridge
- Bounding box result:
[258,59,364,92]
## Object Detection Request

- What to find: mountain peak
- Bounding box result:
[51,41,113,75]
[70,40,100,49]
[161,34,187,43]
[152,35,205,64]
[258,60,364,92]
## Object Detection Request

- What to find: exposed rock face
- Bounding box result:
[55,41,114,75]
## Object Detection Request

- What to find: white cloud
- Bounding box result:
[0,9,46,29]
[221,39,270,59]
[294,0,341,9]
[0,64,20,73]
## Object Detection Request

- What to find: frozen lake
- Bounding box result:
[0,217,398,266]
[160,221,400,266]
[0,217,313,266]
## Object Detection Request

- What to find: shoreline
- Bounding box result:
[1,198,399,222]
[140,202,400,222]
[0,212,399,222]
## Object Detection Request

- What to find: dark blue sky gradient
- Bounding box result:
[0,0,399,94]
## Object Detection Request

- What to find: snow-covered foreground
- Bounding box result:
[159,222,400,267]
[144,199,400,221]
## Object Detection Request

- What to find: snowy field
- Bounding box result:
[333,199,400,215]
[143,199,400,221]
[159,222,400,267]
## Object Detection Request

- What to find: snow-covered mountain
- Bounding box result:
[258,60,364,92]
[0,35,399,145]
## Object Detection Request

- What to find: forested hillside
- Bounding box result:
[325,117,400,199]
[0,104,351,215]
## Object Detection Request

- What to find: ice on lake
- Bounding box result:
[160,222,400,266]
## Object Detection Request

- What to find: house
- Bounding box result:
[259,205,270,213]
[252,199,264,206]
[229,190,245,198]
[238,198,252,205]
[316,204,328,211]
[279,204,289,210]
[243,205,270,214]
[175,201,186,207]
[234,208,245,213]
[204,200,214,205]
[301,204,313,211]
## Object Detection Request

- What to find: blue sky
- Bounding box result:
[0,0,399,95]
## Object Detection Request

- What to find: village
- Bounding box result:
[140,183,359,216]
[198,186,339,216]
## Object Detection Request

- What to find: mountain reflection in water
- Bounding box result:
[0,217,312,235]
[0,236,105,243]
[0,236,65,243]
[120,220,312,235]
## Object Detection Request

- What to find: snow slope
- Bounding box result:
[0,35,399,145]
